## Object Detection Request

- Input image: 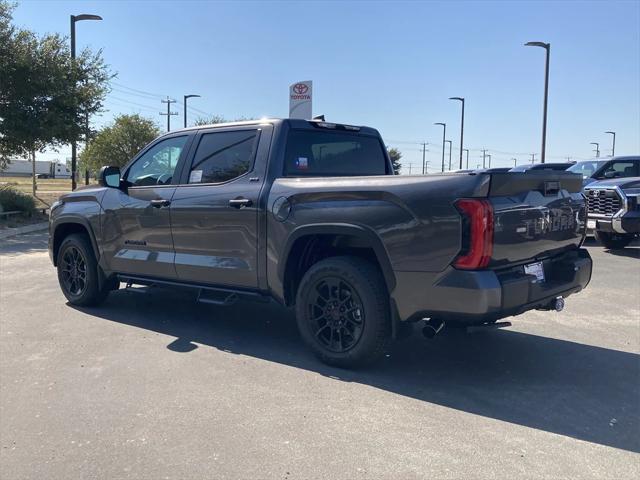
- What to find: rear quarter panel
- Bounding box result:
[265,174,490,301]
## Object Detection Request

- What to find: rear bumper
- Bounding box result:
[391,248,592,325]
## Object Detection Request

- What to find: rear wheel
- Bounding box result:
[594,230,633,249]
[295,256,390,368]
[57,233,109,306]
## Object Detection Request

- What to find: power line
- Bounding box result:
[111,81,168,99]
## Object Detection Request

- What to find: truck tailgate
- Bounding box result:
[487,171,586,267]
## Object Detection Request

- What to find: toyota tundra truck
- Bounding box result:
[49,118,592,367]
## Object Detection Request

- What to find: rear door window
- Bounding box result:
[188,129,259,184]
[284,130,388,176]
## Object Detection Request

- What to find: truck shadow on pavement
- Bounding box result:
[72,286,639,454]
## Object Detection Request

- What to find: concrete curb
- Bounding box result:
[0,222,49,240]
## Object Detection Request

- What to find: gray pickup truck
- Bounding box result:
[49,119,592,367]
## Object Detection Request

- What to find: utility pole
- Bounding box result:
[590,142,600,158]
[487,154,492,168]
[463,149,469,169]
[445,140,453,170]
[421,142,428,174]
[512,158,517,167]
[424,161,430,174]
[481,149,487,169]
[160,97,178,131]
[530,153,536,164]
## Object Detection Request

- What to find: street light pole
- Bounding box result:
[445,140,453,170]
[590,142,600,158]
[183,94,201,128]
[70,13,102,191]
[463,149,469,169]
[449,97,465,169]
[525,41,550,163]
[605,131,616,156]
[434,123,446,172]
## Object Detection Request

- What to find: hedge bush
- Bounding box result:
[0,185,36,215]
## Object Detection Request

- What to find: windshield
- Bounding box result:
[567,160,607,178]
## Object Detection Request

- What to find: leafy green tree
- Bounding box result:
[0,1,112,168]
[80,114,160,173]
[388,147,402,175]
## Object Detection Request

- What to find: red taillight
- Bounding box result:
[454,199,494,270]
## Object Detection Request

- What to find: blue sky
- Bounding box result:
[13,0,640,172]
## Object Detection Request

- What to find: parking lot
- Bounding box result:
[0,232,638,479]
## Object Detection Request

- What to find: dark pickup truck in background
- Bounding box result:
[49,118,592,367]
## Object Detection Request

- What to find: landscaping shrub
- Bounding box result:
[0,186,36,215]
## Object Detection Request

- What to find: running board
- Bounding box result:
[197,289,239,306]
[117,274,270,306]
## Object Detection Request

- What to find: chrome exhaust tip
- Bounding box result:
[422,318,445,339]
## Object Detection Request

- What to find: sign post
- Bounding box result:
[289,81,313,119]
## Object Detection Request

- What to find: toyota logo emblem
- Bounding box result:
[293,83,308,95]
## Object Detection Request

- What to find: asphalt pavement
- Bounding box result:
[1,233,638,479]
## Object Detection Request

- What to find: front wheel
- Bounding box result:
[57,233,109,306]
[594,230,634,249]
[295,256,390,368]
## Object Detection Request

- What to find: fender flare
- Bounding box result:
[278,223,396,293]
[51,215,101,265]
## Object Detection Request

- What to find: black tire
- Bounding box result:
[594,230,633,250]
[295,256,390,368]
[56,233,109,306]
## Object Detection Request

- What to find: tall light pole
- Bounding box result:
[434,123,446,172]
[605,131,616,156]
[590,142,600,158]
[525,41,550,164]
[463,148,470,169]
[449,97,465,169]
[183,94,201,128]
[70,13,102,191]
[445,140,453,170]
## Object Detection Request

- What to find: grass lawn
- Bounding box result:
[0,176,97,208]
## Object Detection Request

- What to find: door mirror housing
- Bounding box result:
[99,166,121,188]
[604,170,616,179]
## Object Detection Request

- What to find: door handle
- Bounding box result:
[150,199,171,208]
[228,197,252,209]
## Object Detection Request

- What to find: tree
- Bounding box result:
[80,114,160,173]
[388,147,402,175]
[193,115,257,126]
[193,115,227,126]
[0,1,112,168]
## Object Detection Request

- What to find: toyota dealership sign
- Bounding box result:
[289,80,312,119]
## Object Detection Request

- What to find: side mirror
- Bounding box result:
[99,166,121,188]
[604,171,616,178]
